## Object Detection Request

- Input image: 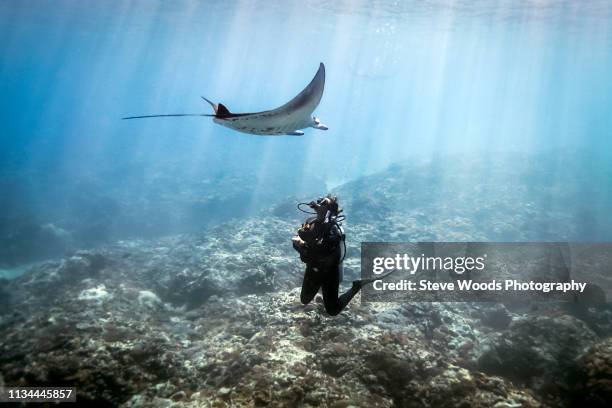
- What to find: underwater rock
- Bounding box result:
[569,337,612,407]
[0,278,10,307]
[0,220,74,268]
[137,290,163,309]
[477,303,513,330]
[236,268,275,293]
[58,250,107,280]
[164,276,221,309]
[363,349,540,407]
[78,284,111,303]
[478,315,598,404]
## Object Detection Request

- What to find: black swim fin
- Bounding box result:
[352,269,396,290]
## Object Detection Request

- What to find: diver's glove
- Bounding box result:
[297,221,318,246]
[292,236,305,252]
[292,235,313,264]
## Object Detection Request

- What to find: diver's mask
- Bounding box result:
[309,195,339,222]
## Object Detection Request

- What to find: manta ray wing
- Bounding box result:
[216,63,325,135]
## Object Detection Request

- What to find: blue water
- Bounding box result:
[1,1,612,265]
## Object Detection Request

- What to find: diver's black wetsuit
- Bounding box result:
[293,197,362,316]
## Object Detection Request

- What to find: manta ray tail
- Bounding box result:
[122,113,214,120]
[122,96,222,120]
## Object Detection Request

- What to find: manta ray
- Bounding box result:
[123,63,328,136]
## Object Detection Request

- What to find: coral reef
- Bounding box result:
[1,216,609,406]
[1,155,611,406]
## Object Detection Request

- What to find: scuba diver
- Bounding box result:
[292,195,387,316]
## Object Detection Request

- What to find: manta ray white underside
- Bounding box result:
[123,63,328,136]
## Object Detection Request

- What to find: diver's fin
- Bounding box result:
[354,269,397,289]
[122,113,214,120]
[286,130,304,136]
